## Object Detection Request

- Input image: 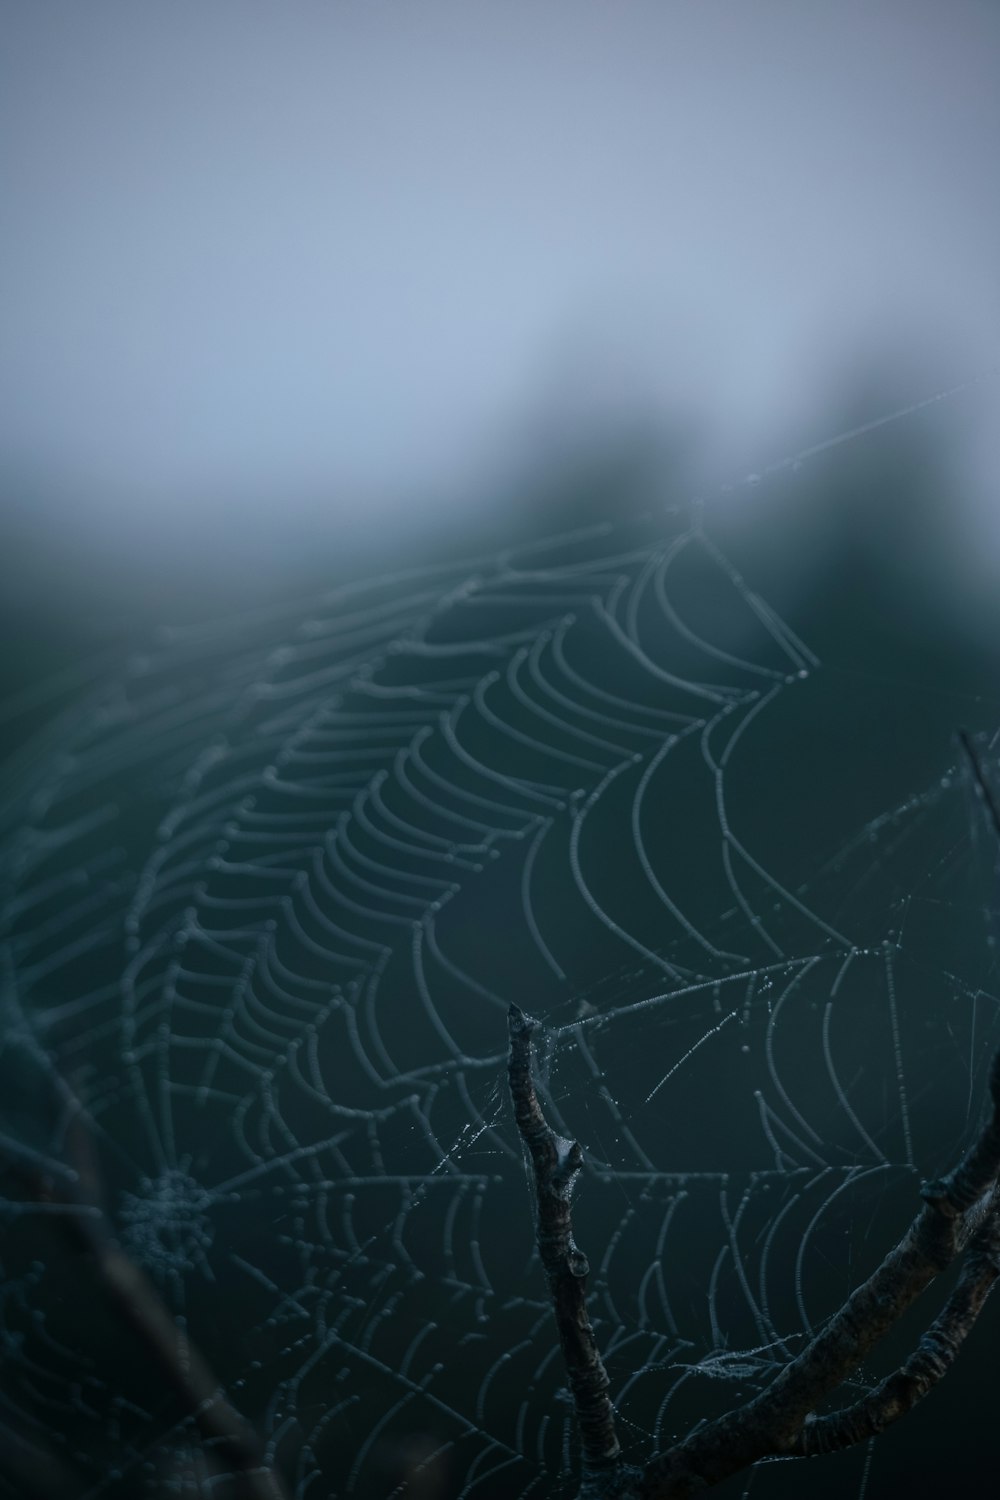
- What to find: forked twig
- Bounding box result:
[639,1052,1000,1496]
[798,1187,1000,1454]
[508,1009,1000,1499]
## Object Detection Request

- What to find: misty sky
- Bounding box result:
[2,1,999,553]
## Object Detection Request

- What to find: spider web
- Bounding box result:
[1,450,998,1499]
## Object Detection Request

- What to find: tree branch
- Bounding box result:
[507,1004,640,1495]
[507,1005,1000,1499]
[798,1188,1000,1455]
[639,1047,1000,1496]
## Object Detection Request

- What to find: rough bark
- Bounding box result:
[507,1005,1000,1500]
[507,1004,640,1495]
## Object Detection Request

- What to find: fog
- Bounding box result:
[2,0,998,591]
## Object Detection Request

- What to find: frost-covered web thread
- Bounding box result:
[0,494,998,1499]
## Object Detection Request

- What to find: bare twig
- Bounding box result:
[639,1049,1000,1496]
[507,1008,1000,1500]
[799,1187,1000,1454]
[507,1004,640,1496]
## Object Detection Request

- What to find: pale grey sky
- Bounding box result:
[2,1,998,556]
